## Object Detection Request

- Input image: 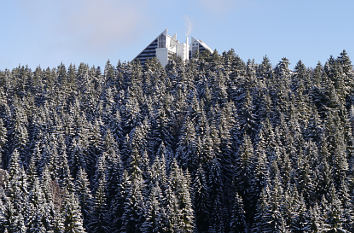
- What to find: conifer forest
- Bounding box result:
[0,50,353,233]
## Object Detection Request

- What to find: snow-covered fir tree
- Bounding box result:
[0,50,352,232]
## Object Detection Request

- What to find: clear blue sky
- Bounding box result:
[1,0,353,70]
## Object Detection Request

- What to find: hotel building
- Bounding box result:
[134,29,212,66]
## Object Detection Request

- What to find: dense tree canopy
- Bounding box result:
[0,50,352,232]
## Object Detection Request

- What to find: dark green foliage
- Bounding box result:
[230,192,248,233]
[0,51,352,232]
[62,193,86,233]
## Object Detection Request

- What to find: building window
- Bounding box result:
[158,35,166,48]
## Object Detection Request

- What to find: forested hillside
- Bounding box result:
[0,50,352,232]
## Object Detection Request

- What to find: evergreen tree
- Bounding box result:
[141,182,168,233]
[121,148,146,233]
[87,154,109,232]
[257,56,272,79]
[111,170,129,233]
[75,168,93,231]
[62,193,86,233]
[290,194,312,233]
[1,196,27,233]
[0,118,7,167]
[175,117,199,171]
[252,186,272,232]
[192,165,210,233]
[27,178,47,233]
[0,49,352,233]
[309,203,326,232]
[6,149,30,230]
[323,185,347,233]
[168,159,194,233]
[230,192,248,233]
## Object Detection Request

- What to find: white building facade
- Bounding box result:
[134,29,212,66]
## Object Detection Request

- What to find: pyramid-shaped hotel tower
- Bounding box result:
[134,29,213,66]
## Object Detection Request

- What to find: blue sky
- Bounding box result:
[1,0,353,70]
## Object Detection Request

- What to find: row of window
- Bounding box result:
[135,39,158,60]
[135,37,211,64]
